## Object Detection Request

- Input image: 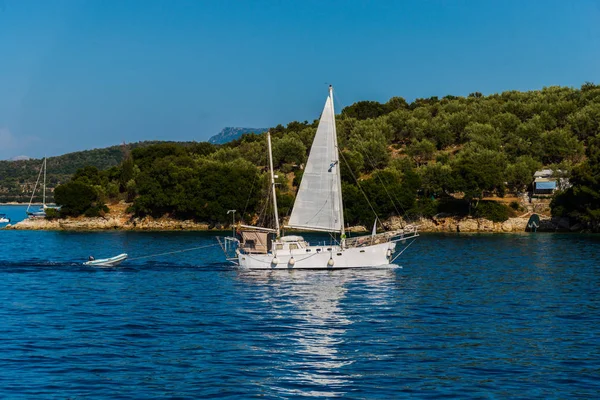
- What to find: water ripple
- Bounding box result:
[0,231,599,398]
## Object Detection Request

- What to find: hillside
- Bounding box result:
[0,141,192,203]
[7,83,600,231]
[208,127,268,144]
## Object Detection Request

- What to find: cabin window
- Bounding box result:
[337,253,342,256]
[360,250,365,253]
[289,244,299,250]
[276,244,283,250]
[316,249,321,252]
[327,248,332,251]
[306,249,311,252]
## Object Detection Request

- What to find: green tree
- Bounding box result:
[464,122,502,151]
[55,181,106,217]
[551,135,600,231]
[406,139,436,166]
[505,156,541,192]
[272,135,307,167]
[349,119,392,171]
[419,163,454,196]
[568,103,600,142]
[342,100,390,120]
[339,150,364,183]
[541,128,584,164]
[452,146,507,208]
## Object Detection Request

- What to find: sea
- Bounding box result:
[1,204,599,398]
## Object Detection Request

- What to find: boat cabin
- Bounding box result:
[240,233,310,254]
[240,231,272,254]
[273,235,307,251]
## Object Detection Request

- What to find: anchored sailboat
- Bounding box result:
[26,157,58,218]
[220,86,418,269]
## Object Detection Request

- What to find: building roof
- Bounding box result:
[534,169,554,177]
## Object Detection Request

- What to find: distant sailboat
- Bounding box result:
[26,157,53,218]
[221,86,418,269]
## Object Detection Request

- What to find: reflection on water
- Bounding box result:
[237,269,399,397]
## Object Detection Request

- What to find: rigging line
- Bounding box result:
[332,89,385,229]
[334,86,407,226]
[338,147,382,225]
[27,160,45,212]
[391,237,417,264]
[363,152,407,228]
[255,166,272,228]
[363,145,411,216]
[127,243,221,261]
[242,151,265,218]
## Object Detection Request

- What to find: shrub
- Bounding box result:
[84,204,109,218]
[408,197,438,218]
[44,207,61,220]
[474,201,510,222]
[54,181,104,217]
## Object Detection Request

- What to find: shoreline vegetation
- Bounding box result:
[3,84,599,233]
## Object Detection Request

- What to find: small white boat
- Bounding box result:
[0,214,10,224]
[83,253,128,267]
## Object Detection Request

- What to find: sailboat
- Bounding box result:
[221,86,418,269]
[26,157,51,218]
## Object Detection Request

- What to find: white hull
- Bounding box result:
[237,241,396,270]
[83,253,128,267]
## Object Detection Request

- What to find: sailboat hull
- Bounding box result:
[237,241,397,270]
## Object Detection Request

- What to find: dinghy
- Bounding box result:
[83,253,128,267]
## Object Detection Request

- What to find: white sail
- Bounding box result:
[287,87,344,233]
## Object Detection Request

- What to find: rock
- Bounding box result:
[478,218,494,232]
[501,220,513,232]
[458,219,478,232]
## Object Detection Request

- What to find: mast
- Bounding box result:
[330,85,345,241]
[42,157,46,208]
[27,158,44,213]
[267,131,280,238]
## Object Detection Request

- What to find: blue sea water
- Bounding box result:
[1,206,599,398]
[0,204,29,226]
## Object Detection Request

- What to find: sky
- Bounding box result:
[0,0,599,159]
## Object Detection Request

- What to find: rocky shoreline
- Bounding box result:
[5,216,210,231]
[4,213,572,233]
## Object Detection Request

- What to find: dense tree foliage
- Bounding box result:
[54,178,108,218]
[12,83,600,231]
[551,135,600,230]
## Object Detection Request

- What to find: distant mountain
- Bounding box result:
[208,127,268,144]
[10,155,31,161]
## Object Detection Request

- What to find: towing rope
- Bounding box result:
[127,243,221,261]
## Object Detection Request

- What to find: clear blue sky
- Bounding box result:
[0,0,599,159]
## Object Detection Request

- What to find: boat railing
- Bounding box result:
[217,236,240,262]
[345,226,419,248]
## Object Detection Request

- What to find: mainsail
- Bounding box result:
[287,87,344,233]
